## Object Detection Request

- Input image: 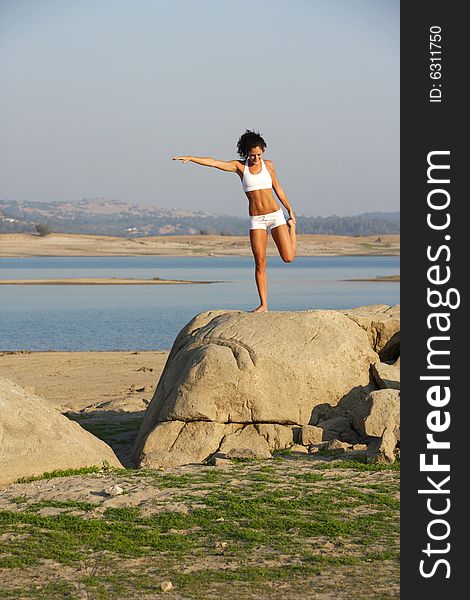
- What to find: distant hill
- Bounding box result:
[0,198,399,237]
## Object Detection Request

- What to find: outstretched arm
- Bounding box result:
[172,156,240,173]
[266,161,296,223]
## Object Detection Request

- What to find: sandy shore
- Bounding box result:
[0,232,400,257]
[0,277,216,285]
[0,350,168,413]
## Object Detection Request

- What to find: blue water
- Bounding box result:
[0,256,399,350]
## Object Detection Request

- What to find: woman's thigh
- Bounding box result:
[249,228,268,265]
[271,224,293,262]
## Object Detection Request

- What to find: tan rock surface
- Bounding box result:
[342,304,400,358]
[133,309,379,465]
[299,425,324,445]
[372,362,400,390]
[363,389,400,439]
[359,389,400,464]
[255,424,295,450]
[0,377,122,487]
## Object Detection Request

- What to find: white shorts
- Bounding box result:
[249,208,287,231]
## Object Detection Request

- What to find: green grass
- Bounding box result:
[15,465,106,484]
[23,499,99,513]
[0,459,400,598]
[309,458,400,471]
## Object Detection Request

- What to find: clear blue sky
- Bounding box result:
[0,0,399,217]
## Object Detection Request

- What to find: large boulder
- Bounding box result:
[133,310,379,467]
[342,304,400,360]
[0,377,122,487]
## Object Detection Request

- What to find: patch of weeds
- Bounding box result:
[0,579,80,599]
[173,555,364,589]
[25,500,98,513]
[272,448,293,457]
[339,486,400,509]
[245,471,282,483]
[0,555,37,569]
[310,460,400,472]
[9,497,28,505]
[15,460,118,484]
[195,469,232,483]
[365,483,400,494]
[0,509,195,567]
[290,472,325,483]
[104,507,141,521]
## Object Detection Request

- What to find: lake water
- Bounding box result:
[0,256,399,351]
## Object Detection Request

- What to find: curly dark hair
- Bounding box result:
[236,129,267,159]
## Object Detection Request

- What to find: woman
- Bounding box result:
[173,129,296,312]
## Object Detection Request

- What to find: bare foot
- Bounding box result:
[250,305,268,313]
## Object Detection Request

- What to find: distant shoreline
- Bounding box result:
[0,277,216,285]
[0,232,400,257]
[344,275,400,282]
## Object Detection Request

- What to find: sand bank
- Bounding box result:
[344,275,400,282]
[0,351,168,413]
[0,232,400,257]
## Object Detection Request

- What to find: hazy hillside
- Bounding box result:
[0,198,399,237]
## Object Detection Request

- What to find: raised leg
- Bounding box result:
[249,228,268,312]
[271,222,296,262]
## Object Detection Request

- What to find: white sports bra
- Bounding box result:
[242,159,273,192]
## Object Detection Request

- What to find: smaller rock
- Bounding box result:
[372,362,400,390]
[208,453,232,467]
[255,424,295,449]
[213,458,231,466]
[219,425,272,459]
[214,541,228,550]
[161,581,174,592]
[323,439,351,452]
[308,442,328,454]
[322,541,335,550]
[318,416,361,444]
[364,390,400,439]
[352,443,367,451]
[366,428,398,464]
[290,444,309,454]
[299,425,324,445]
[288,527,300,534]
[106,485,123,497]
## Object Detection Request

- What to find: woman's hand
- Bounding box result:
[288,210,296,225]
[172,156,192,163]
